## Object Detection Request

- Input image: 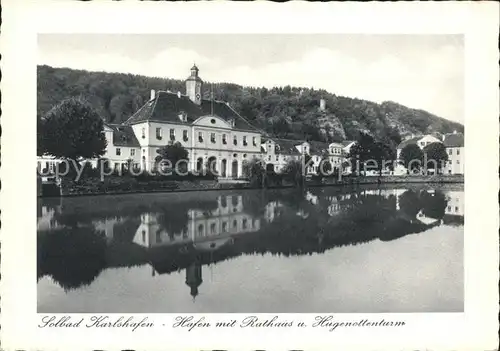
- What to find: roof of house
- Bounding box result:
[443,132,464,148]
[341,140,356,147]
[309,140,330,154]
[124,91,259,132]
[268,138,302,155]
[106,124,140,147]
[397,136,422,149]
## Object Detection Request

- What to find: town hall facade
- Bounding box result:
[38,65,342,178]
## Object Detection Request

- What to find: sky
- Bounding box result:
[38,34,464,123]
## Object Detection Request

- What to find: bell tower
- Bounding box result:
[186,64,203,105]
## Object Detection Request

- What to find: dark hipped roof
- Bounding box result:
[124,91,259,132]
[397,136,422,149]
[443,133,464,148]
[309,140,329,154]
[106,124,140,147]
[272,138,302,155]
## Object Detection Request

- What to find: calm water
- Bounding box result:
[37,184,464,313]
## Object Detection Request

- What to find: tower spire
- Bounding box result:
[211,83,214,116]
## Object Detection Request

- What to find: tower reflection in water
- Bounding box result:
[37,187,464,298]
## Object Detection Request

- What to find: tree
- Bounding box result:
[39,98,107,161]
[371,141,395,175]
[155,142,189,174]
[244,158,266,187]
[282,159,304,187]
[347,132,376,175]
[318,154,333,177]
[422,142,448,174]
[400,144,424,173]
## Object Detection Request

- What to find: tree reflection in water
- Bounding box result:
[38,187,460,290]
[37,227,107,291]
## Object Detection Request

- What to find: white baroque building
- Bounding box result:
[38,65,350,179]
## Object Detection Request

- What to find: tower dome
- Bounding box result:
[185,262,203,300]
[186,64,203,105]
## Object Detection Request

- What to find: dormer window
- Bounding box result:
[169,129,175,141]
[178,111,187,122]
[141,128,146,139]
[229,119,235,128]
[243,136,248,146]
[183,130,188,142]
[222,134,227,145]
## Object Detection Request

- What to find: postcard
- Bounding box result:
[1,1,499,350]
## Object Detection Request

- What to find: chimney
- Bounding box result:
[150,89,156,100]
[319,99,326,111]
[177,91,181,99]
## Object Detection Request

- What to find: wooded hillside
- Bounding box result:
[38,65,464,148]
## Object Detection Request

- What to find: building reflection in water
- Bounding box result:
[37,187,464,298]
[132,194,261,249]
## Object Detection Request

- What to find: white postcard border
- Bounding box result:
[1,1,499,350]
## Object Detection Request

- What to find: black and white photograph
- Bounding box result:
[36,34,466,313]
[1,1,499,350]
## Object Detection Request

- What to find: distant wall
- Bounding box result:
[43,174,464,198]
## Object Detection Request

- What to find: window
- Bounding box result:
[198,132,204,142]
[142,230,146,242]
[183,130,188,142]
[457,160,460,164]
[210,133,216,143]
[457,149,460,155]
[222,222,228,233]
[198,224,204,236]
[210,118,216,124]
[253,137,257,146]
[156,231,161,243]
[268,155,271,161]
[130,149,136,156]
[447,206,451,211]
[156,127,162,140]
[222,134,227,144]
[233,136,238,146]
[275,155,279,161]
[116,148,121,156]
[242,218,247,229]
[141,128,145,139]
[448,149,452,155]
[455,206,459,212]
[233,220,237,228]
[243,136,248,146]
[243,154,247,158]
[210,223,216,234]
[169,129,175,141]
